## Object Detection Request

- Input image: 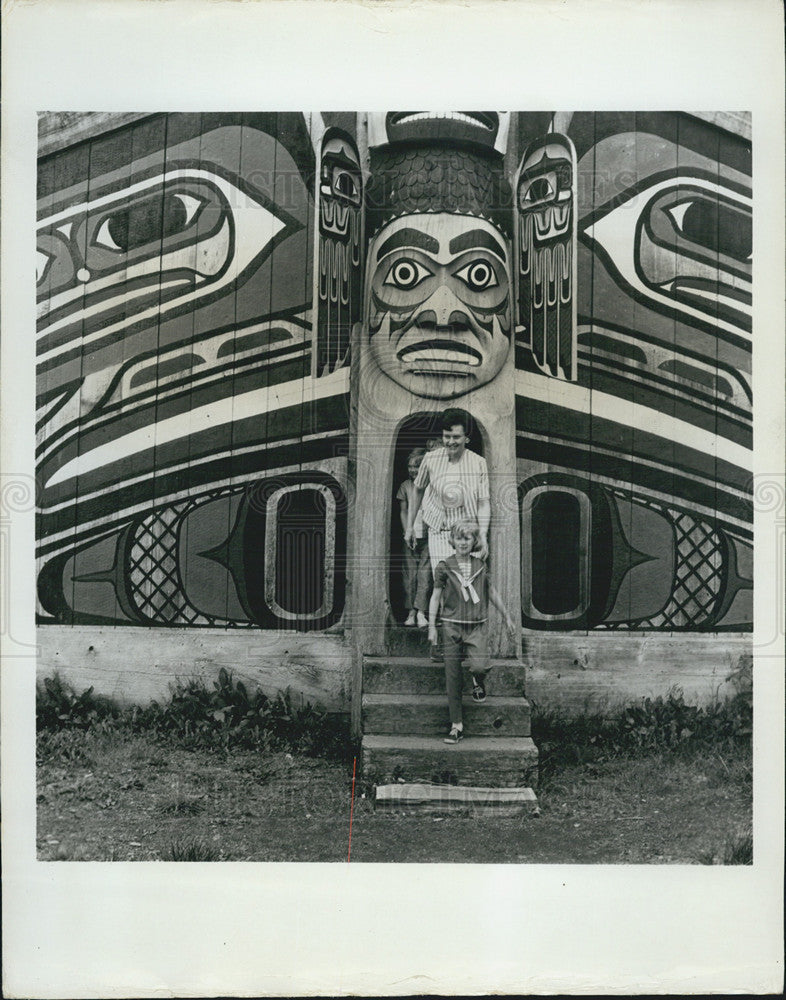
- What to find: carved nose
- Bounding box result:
[416,283,469,329]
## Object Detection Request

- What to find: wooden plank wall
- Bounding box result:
[37,627,351,711]
[37,626,750,715]
[36,112,352,633]
[514,111,752,637]
[35,111,753,717]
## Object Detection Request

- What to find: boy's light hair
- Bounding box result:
[407,447,426,464]
[449,519,480,543]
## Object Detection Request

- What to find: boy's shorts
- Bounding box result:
[441,619,490,675]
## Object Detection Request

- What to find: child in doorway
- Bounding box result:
[397,448,431,627]
[428,519,518,743]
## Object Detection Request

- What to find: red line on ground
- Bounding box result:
[347,756,357,862]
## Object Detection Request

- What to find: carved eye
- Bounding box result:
[522,177,554,203]
[93,192,205,252]
[454,259,498,292]
[332,167,361,204]
[384,258,432,290]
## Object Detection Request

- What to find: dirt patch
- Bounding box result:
[37,733,751,864]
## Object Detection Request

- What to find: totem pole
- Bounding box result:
[349,112,577,660]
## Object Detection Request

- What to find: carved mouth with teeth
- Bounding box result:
[383,112,501,151]
[397,339,482,373]
[388,111,498,130]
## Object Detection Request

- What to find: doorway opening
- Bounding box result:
[388,412,484,624]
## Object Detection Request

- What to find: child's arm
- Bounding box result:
[489,581,518,637]
[428,586,442,645]
[399,496,409,536]
[404,485,425,548]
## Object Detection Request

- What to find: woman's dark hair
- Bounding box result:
[440,408,474,437]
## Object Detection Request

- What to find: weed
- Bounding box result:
[696,829,752,865]
[161,792,204,816]
[165,836,220,862]
[37,669,353,763]
[36,673,121,731]
[722,831,753,865]
[532,686,753,782]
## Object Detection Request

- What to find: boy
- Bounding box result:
[396,448,431,627]
[428,520,518,744]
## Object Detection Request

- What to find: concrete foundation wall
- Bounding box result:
[37,627,751,716]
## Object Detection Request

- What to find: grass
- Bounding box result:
[36,670,753,864]
[37,730,752,864]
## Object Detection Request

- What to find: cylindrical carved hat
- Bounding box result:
[365,143,513,241]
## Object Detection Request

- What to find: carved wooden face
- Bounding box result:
[365,213,512,398]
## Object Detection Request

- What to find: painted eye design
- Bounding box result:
[521,177,555,204]
[36,249,55,285]
[666,197,752,262]
[583,176,752,337]
[384,258,433,290]
[331,166,361,205]
[454,259,498,292]
[93,192,205,252]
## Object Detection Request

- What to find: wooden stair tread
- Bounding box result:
[375,783,538,814]
[362,734,537,752]
[363,693,528,707]
[377,783,537,803]
[363,655,526,667]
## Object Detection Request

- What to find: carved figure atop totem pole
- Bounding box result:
[364,114,514,400]
[362,111,578,397]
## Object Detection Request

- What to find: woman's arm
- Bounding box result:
[475,496,490,559]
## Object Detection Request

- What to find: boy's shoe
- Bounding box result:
[430,644,443,662]
[471,674,486,702]
[416,611,429,629]
[404,610,417,627]
[443,726,463,744]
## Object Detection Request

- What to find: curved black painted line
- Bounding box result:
[515,394,752,486]
[38,157,309,357]
[39,353,311,476]
[580,234,752,349]
[514,435,752,525]
[632,213,751,333]
[36,300,312,378]
[640,200,752,281]
[580,166,751,230]
[39,113,316,201]
[37,218,298,360]
[576,351,751,422]
[37,423,351,542]
[574,315,751,393]
[572,365,752,448]
[37,342,309,458]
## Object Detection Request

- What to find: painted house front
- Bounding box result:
[35,111,752,718]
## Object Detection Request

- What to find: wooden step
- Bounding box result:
[362,734,539,787]
[375,783,538,816]
[362,693,531,737]
[363,656,526,696]
[383,625,433,657]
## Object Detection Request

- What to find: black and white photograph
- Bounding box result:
[32,106,756,857]
[2,1,784,996]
